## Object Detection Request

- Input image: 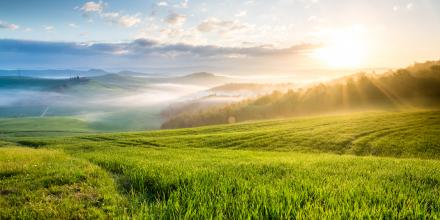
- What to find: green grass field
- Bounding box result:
[1,110,440,219]
[0,117,96,138]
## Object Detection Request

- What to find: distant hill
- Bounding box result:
[207,83,297,96]
[169,72,236,87]
[89,72,236,90]
[0,76,90,92]
[0,69,110,78]
[161,83,297,119]
[0,71,235,93]
[0,69,233,86]
[161,60,440,129]
[0,71,238,126]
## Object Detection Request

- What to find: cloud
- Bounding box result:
[78,1,141,28]
[303,0,319,9]
[157,1,168,7]
[0,38,320,59]
[165,12,187,25]
[197,18,250,34]
[0,20,19,30]
[393,3,414,11]
[68,23,79,28]
[118,15,142,27]
[308,16,317,21]
[0,39,322,72]
[235,10,247,17]
[81,1,105,13]
[44,26,54,31]
[102,12,141,27]
[175,0,188,8]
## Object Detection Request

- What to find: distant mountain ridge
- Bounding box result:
[0,69,233,83]
[0,71,236,93]
[0,69,109,78]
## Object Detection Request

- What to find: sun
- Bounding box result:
[313,28,367,68]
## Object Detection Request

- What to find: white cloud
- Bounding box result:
[308,15,317,21]
[157,1,168,7]
[303,0,319,9]
[178,0,189,8]
[68,23,79,28]
[78,1,141,28]
[307,15,325,23]
[137,19,205,45]
[118,15,142,27]
[101,12,119,20]
[165,12,187,26]
[81,1,105,13]
[393,3,414,11]
[235,10,247,17]
[197,18,250,34]
[44,26,54,31]
[101,12,141,27]
[0,20,19,30]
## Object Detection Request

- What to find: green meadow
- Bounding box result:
[1,110,440,219]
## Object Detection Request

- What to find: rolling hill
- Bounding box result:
[0,72,235,129]
[0,69,109,78]
[1,110,440,218]
[162,60,440,128]
[0,71,236,96]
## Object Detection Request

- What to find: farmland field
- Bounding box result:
[1,110,440,219]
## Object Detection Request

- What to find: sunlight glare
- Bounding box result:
[314,28,367,68]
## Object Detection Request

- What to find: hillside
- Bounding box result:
[0,71,233,93]
[0,72,233,129]
[207,83,296,95]
[170,72,236,86]
[0,76,90,91]
[13,110,438,159]
[0,117,96,137]
[162,60,440,129]
[1,110,440,218]
[0,69,109,78]
[161,83,298,120]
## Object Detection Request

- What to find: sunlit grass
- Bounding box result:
[1,110,440,218]
[0,147,123,219]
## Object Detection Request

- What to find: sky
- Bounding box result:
[0,0,439,77]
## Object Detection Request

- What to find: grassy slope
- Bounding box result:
[1,110,440,218]
[0,117,96,137]
[0,147,123,219]
[0,113,163,135]
[39,110,440,159]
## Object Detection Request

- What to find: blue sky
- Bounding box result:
[1,0,440,76]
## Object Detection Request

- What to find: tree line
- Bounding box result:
[162,60,440,129]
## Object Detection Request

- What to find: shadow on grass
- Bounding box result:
[93,161,186,205]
